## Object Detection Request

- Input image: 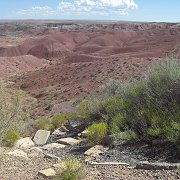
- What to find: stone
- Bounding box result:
[42,143,66,150]
[33,130,50,145]
[7,149,28,159]
[52,127,68,136]
[89,161,130,166]
[66,118,84,132]
[84,145,108,157]
[53,163,67,173]
[38,168,56,178]
[57,137,80,146]
[14,137,35,149]
[136,161,179,170]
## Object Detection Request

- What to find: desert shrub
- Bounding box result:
[36,117,53,131]
[54,158,86,180]
[0,81,30,146]
[51,114,68,129]
[2,128,20,147]
[110,113,127,134]
[109,59,180,143]
[75,98,105,125]
[86,122,108,145]
[75,58,180,147]
[100,79,122,97]
[112,130,138,146]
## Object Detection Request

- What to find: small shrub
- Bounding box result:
[51,114,68,129]
[36,117,53,131]
[76,99,104,124]
[86,122,108,145]
[54,158,86,180]
[0,81,31,146]
[2,128,19,147]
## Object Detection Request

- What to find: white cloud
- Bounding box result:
[17,0,138,18]
[17,6,56,17]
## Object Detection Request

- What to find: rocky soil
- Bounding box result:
[0,143,180,180]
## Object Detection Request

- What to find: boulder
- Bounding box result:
[84,145,108,157]
[57,137,80,146]
[52,126,69,135]
[42,143,66,150]
[136,161,179,170]
[66,118,84,132]
[7,149,28,159]
[33,130,50,145]
[14,137,35,149]
[38,168,56,178]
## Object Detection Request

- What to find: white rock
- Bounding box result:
[7,149,28,159]
[38,168,56,178]
[57,137,80,146]
[84,145,108,157]
[14,137,35,149]
[33,130,50,145]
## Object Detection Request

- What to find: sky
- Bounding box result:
[0,0,180,22]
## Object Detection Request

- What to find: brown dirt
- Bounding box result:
[0,55,48,77]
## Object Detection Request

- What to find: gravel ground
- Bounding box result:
[0,145,180,180]
[86,165,180,180]
[0,148,56,180]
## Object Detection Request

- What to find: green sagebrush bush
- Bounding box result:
[36,117,53,131]
[2,128,20,147]
[36,113,69,131]
[51,114,68,129]
[86,122,108,145]
[53,158,86,180]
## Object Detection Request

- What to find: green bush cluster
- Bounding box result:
[86,122,108,145]
[36,113,69,131]
[75,59,180,148]
[2,128,20,147]
[54,158,86,180]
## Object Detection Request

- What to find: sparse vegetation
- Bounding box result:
[54,158,86,180]
[36,117,53,131]
[51,114,68,129]
[74,58,180,149]
[36,113,69,131]
[2,128,20,147]
[0,81,30,146]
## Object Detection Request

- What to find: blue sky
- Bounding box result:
[0,0,180,22]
